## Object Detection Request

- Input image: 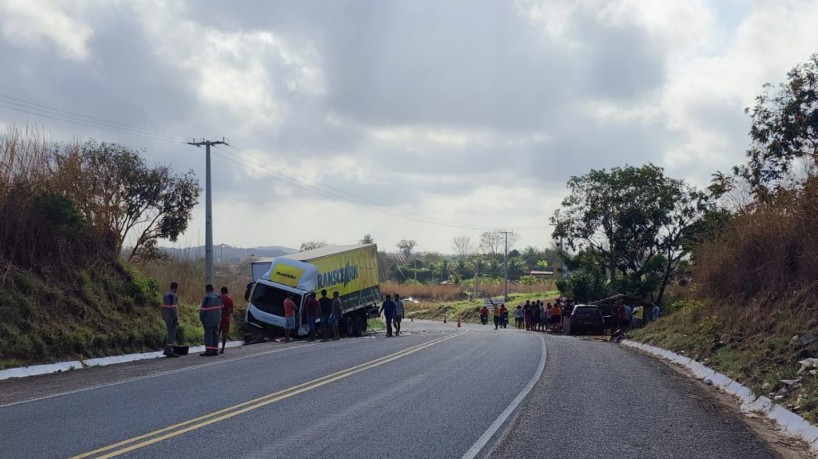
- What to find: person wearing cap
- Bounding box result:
[162,282,180,358]
[199,284,223,356]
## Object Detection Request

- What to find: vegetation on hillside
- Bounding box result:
[0,127,201,368]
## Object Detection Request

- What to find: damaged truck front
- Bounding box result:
[245,244,380,338]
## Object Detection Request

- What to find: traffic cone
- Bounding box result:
[457,318,461,328]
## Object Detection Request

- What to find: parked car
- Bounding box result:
[568,305,605,335]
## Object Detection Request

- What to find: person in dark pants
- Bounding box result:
[393,293,405,336]
[318,289,333,342]
[199,284,223,356]
[162,282,180,358]
[380,294,396,337]
[219,287,234,354]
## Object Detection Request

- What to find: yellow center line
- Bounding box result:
[70,331,465,459]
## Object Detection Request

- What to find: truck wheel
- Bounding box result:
[345,317,355,337]
[353,317,364,337]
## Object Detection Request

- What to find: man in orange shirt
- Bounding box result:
[219,287,234,354]
[283,294,297,342]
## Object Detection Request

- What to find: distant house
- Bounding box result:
[528,270,553,278]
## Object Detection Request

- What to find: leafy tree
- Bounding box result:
[741,54,818,196]
[396,239,417,259]
[551,164,708,304]
[300,240,328,251]
[360,234,374,244]
[53,141,200,261]
[519,275,537,292]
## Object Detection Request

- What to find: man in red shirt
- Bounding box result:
[283,294,297,342]
[219,287,234,354]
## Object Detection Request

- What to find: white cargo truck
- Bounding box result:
[245,244,380,337]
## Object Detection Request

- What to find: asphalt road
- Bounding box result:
[0,320,804,458]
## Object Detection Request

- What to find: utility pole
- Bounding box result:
[188,138,227,285]
[501,231,511,301]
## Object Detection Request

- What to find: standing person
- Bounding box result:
[380,294,396,337]
[162,282,180,358]
[393,294,405,336]
[318,289,333,342]
[533,302,542,332]
[331,291,343,340]
[199,284,223,356]
[500,304,509,328]
[493,303,501,330]
[550,302,562,333]
[283,293,297,343]
[305,292,319,341]
[219,287,234,354]
[523,301,532,331]
[514,305,524,329]
[545,303,552,332]
[652,303,661,322]
[633,304,644,328]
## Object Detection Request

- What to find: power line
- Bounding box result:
[0,94,188,144]
[0,94,548,232]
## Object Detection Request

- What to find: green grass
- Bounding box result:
[404,290,561,323]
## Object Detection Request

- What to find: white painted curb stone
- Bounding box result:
[0,340,244,381]
[622,339,818,454]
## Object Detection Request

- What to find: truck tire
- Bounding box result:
[353,317,364,337]
[345,317,355,337]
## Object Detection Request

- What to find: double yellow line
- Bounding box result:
[71,332,462,458]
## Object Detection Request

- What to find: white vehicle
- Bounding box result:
[245,244,380,337]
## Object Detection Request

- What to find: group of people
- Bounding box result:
[513,299,568,332]
[479,298,573,333]
[302,289,344,342]
[162,282,235,358]
[613,302,660,331]
[379,293,405,337]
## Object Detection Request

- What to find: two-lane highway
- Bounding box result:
[0,320,807,458]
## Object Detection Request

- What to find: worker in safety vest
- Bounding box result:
[199,284,223,356]
[162,282,180,358]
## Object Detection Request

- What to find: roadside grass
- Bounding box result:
[631,291,818,422]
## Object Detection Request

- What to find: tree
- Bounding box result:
[360,234,374,244]
[396,239,417,259]
[479,230,519,257]
[551,164,708,304]
[452,236,474,259]
[741,54,818,196]
[519,275,537,292]
[53,141,200,261]
[300,240,328,251]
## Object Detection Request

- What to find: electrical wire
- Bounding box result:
[0,93,548,232]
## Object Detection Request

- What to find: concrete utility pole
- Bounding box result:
[188,138,227,285]
[501,231,511,301]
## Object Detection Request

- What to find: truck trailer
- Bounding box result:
[244,244,380,337]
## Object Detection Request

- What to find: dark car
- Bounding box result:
[568,305,605,335]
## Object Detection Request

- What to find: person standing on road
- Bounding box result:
[380,294,396,337]
[393,293,405,336]
[514,305,524,329]
[162,282,180,358]
[550,303,562,333]
[219,287,234,354]
[283,293,297,343]
[305,292,319,341]
[331,291,343,340]
[500,304,509,328]
[493,303,501,330]
[199,284,223,356]
[318,289,333,342]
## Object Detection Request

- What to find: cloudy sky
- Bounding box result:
[1,0,817,254]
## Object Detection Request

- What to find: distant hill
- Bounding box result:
[159,244,298,264]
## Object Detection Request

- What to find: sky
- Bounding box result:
[1,0,817,255]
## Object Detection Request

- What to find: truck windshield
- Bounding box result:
[251,283,302,317]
